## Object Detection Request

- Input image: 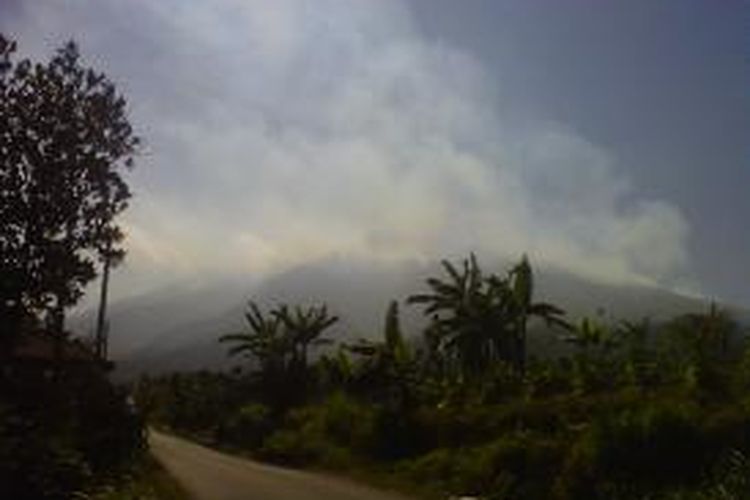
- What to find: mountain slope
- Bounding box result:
[74,257,745,379]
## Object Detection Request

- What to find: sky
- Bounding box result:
[1,0,748,307]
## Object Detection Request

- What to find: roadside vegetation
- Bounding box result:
[83,455,188,500]
[0,35,176,499]
[137,255,750,499]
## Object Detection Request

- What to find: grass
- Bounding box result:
[82,454,189,500]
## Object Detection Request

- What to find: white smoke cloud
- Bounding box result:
[2,0,691,298]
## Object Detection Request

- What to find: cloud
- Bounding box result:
[2,0,691,298]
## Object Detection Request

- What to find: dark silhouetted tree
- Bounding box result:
[0,35,138,345]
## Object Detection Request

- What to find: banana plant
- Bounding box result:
[508,255,571,374]
[345,300,417,405]
[408,254,571,377]
[272,304,338,370]
[219,301,286,370]
[407,254,498,377]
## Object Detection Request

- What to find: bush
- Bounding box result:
[400,432,564,499]
[259,429,353,468]
[318,393,377,453]
[370,405,428,460]
[556,402,718,498]
[0,370,145,499]
[217,403,271,449]
[256,397,368,467]
[465,433,563,499]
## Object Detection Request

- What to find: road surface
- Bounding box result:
[150,431,414,500]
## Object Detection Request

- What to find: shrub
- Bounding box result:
[465,433,563,499]
[318,393,377,453]
[259,429,352,468]
[255,397,368,468]
[556,402,718,498]
[0,370,145,499]
[217,403,271,449]
[400,432,564,499]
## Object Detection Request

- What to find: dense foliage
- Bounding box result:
[137,255,750,499]
[0,366,146,499]
[0,33,138,344]
[0,36,146,499]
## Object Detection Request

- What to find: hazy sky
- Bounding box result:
[1,0,747,306]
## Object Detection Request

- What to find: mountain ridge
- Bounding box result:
[70,257,747,379]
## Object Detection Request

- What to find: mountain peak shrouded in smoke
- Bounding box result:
[8,0,742,306]
[68,255,748,379]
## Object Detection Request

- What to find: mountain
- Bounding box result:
[107,257,427,379]
[69,274,258,358]
[70,256,746,380]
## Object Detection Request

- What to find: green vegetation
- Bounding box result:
[84,455,188,500]
[0,35,157,499]
[0,34,138,342]
[137,255,750,499]
[1,28,747,500]
[0,364,147,499]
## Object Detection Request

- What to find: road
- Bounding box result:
[150,431,414,500]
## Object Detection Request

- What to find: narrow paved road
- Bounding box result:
[150,431,414,500]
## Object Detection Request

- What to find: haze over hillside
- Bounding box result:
[71,257,744,379]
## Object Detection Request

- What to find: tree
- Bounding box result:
[407,254,498,377]
[220,301,286,378]
[507,255,571,374]
[346,300,417,408]
[614,318,654,387]
[384,300,408,364]
[0,35,139,343]
[220,301,338,407]
[408,254,570,377]
[272,303,338,372]
[562,317,618,392]
[347,301,411,382]
[663,303,740,395]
